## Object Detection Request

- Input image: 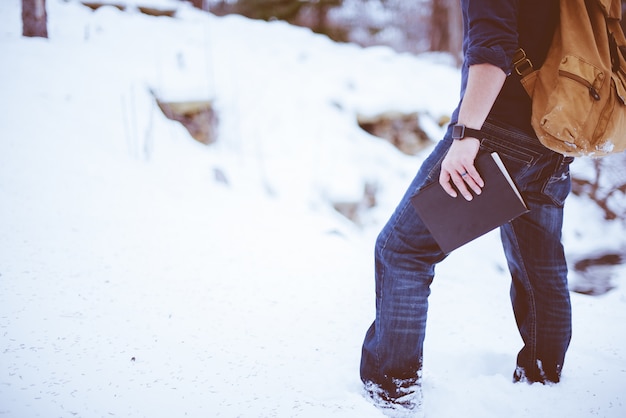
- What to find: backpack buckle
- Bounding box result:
[513,48,534,77]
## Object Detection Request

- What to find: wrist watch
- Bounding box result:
[451,124,482,140]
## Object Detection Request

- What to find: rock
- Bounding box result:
[357,111,433,155]
[156,99,218,145]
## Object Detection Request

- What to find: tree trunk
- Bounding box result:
[430,0,462,65]
[447,0,463,63]
[22,0,48,38]
[190,0,205,10]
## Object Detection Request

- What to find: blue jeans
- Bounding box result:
[360,120,573,395]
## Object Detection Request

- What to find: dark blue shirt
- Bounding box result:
[451,0,559,135]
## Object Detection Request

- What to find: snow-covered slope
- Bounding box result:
[1,1,625,417]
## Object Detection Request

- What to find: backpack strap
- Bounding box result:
[513,47,535,77]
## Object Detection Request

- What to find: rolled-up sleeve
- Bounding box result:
[464,0,519,73]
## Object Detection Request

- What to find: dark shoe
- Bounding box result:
[513,365,561,385]
[364,380,424,417]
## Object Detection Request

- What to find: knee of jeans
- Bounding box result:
[375,228,389,253]
[375,231,430,279]
[376,221,444,271]
[375,227,403,265]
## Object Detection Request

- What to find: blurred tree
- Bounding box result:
[201,0,461,60]
[430,0,461,61]
[232,0,307,21]
[189,0,205,10]
[573,154,626,222]
[22,0,48,38]
[207,0,342,31]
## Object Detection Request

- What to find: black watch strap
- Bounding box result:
[451,124,483,140]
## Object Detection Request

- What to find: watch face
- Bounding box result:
[452,124,465,139]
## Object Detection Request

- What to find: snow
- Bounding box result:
[1,0,625,417]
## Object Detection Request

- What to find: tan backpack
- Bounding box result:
[515,0,626,157]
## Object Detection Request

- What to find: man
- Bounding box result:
[360,0,573,414]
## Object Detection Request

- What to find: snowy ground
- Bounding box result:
[1,1,625,417]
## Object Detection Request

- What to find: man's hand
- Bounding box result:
[438,63,504,200]
[439,138,484,201]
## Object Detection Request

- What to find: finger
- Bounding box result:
[450,171,475,201]
[460,168,483,196]
[439,170,458,198]
[465,165,484,189]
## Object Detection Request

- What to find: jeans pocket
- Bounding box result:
[480,137,539,165]
[478,138,539,181]
[541,156,574,207]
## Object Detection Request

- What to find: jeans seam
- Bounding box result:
[540,154,571,207]
[424,140,451,184]
[374,196,421,384]
[374,246,384,381]
[508,220,538,366]
[375,220,394,382]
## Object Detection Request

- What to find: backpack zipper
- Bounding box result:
[559,70,601,101]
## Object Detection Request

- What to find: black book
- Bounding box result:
[410,152,528,254]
